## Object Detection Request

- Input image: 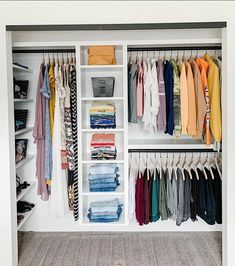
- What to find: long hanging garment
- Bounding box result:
[33,63,49,201]
[50,63,69,218]
[69,63,79,221]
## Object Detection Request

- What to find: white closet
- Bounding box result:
[8,26,224,263]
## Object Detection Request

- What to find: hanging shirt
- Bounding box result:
[49,64,55,138]
[143,168,150,224]
[183,170,191,222]
[204,54,222,144]
[177,61,188,135]
[151,169,160,222]
[128,63,138,123]
[40,64,52,184]
[190,59,207,140]
[150,59,160,132]
[142,60,152,132]
[190,169,199,222]
[156,60,166,132]
[136,61,144,117]
[159,170,168,220]
[195,58,210,145]
[135,171,144,225]
[212,167,222,224]
[176,168,184,226]
[164,60,174,135]
[166,169,177,220]
[170,59,181,137]
[33,63,49,201]
[185,62,197,136]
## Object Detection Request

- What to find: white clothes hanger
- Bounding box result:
[214,152,222,179]
[172,153,177,180]
[176,153,185,181]
[183,153,192,180]
[159,153,163,179]
[197,153,208,180]
[190,153,199,180]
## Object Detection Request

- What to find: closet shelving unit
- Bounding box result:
[13,63,36,231]
[11,36,222,232]
[78,43,128,226]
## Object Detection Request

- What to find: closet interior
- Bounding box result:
[9,27,223,251]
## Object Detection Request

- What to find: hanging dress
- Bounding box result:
[50,63,69,218]
[69,63,79,221]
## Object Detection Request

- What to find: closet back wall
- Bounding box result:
[1,2,235,266]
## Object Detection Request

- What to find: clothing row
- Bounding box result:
[90,101,116,129]
[128,154,222,226]
[91,133,117,160]
[128,53,222,146]
[33,59,78,220]
[88,164,120,192]
[87,198,123,223]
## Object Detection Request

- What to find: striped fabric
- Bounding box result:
[69,64,79,221]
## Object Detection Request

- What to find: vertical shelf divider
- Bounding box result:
[123,44,129,225]
[76,44,83,225]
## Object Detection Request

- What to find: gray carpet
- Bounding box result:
[18,232,222,266]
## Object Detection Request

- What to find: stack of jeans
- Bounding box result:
[88,163,120,192]
[87,198,123,223]
[91,133,116,160]
[90,101,116,129]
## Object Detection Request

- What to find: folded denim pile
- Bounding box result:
[91,133,116,160]
[88,163,120,192]
[87,198,123,223]
[90,101,116,129]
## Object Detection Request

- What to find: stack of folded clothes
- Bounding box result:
[87,198,123,223]
[88,163,120,192]
[90,101,116,129]
[91,133,116,160]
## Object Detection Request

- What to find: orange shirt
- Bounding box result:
[185,62,197,136]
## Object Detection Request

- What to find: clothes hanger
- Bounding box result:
[42,52,45,64]
[171,153,177,180]
[214,152,222,179]
[197,153,207,180]
[159,153,163,179]
[177,153,185,181]
[203,152,214,180]
[190,153,199,180]
[138,152,141,179]
[182,153,193,180]
[154,153,157,181]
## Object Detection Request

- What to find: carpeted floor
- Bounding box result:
[18,232,222,266]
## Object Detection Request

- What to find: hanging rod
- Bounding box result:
[128,148,217,153]
[12,48,76,54]
[127,45,221,52]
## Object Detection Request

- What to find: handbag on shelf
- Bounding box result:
[88,46,116,65]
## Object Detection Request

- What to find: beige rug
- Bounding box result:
[18,231,222,266]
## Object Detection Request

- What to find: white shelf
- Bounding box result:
[128,139,215,150]
[82,126,124,133]
[13,64,33,73]
[15,127,33,136]
[80,65,123,69]
[16,154,35,169]
[81,97,124,101]
[82,153,124,164]
[14,98,34,103]
[17,181,36,202]
[17,205,36,230]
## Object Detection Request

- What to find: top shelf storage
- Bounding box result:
[80,45,123,66]
[13,64,33,73]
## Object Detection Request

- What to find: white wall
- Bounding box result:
[1,1,235,266]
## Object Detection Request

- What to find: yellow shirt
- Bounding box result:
[204,54,222,142]
[49,64,55,138]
